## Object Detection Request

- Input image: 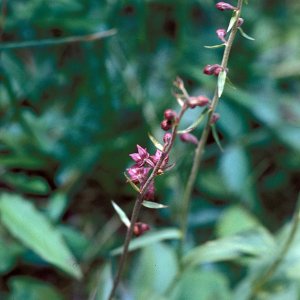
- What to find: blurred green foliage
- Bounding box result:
[0,0,299,299]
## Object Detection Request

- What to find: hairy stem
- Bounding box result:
[250,193,300,299]
[108,106,187,300]
[178,0,243,260]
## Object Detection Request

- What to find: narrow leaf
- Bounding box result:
[238,27,255,41]
[143,201,168,209]
[110,228,181,256]
[0,194,82,279]
[124,172,140,193]
[227,11,238,32]
[177,108,208,134]
[211,125,224,152]
[111,201,131,228]
[218,70,227,98]
[148,132,164,151]
[204,43,225,49]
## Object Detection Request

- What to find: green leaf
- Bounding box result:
[111,201,130,228]
[142,200,168,209]
[204,43,225,49]
[45,192,69,222]
[238,27,255,41]
[93,264,113,300]
[183,229,275,269]
[148,132,164,151]
[0,194,82,279]
[7,276,64,300]
[227,11,238,32]
[218,70,227,98]
[131,243,178,297]
[172,269,231,300]
[124,172,141,193]
[211,124,224,152]
[110,228,181,256]
[216,205,260,238]
[178,107,208,134]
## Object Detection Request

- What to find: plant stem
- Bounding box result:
[108,106,187,300]
[178,0,243,260]
[250,193,300,299]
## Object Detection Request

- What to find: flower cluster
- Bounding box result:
[127,144,169,199]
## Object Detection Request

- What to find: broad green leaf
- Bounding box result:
[124,172,141,193]
[216,205,260,238]
[131,243,178,298]
[183,229,275,269]
[45,192,69,222]
[227,11,238,32]
[211,124,224,152]
[0,194,82,279]
[172,269,231,300]
[238,27,255,41]
[110,228,181,256]
[7,276,64,300]
[111,201,130,228]
[178,108,208,134]
[142,200,168,209]
[218,70,227,97]
[148,132,164,151]
[204,43,225,49]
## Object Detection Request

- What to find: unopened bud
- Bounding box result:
[161,119,172,131]
[210,113,220,124]
[164,109,177,121]
[133,222,150,236]
[203,64,223,76]
[216,2,237,11]
[237,18,244,27]
[216,28,227,43]
[180,133,198,145]
[163,132,172,144]
[188,96,210,108]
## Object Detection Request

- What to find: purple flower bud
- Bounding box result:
[164,109,177,121]
[150,150,169,170]
[216,28,227,43]
[203,64,222,76]
[237,18,244,27]
[161,119,172,131]
[188,96,210,108]
[133,222,150,236]
[163,132,172,144]
[129,145,150,167]
[210,113,220,124]
[216,2,237,11]
[180,133,198,145]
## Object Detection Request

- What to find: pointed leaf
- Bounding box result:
[124,172,141,193]
[204,43,225,49]
[143,201,168,209]
[0,194,82,279]
[218,70,227,98]
[211,124,224,152]
[111,201,130,228]
[148,132,164,151]
[227,11,238,32]
[110,228,181,256]
[238,27,255,41]
[178,107,208,134]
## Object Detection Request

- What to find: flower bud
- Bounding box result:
[164,109,177,121]
[216,2,237,11]
[210,113,220,124]
[216,28,227,43]
[188,96,210,108]
[237,18,244,27]
[161,119,172,131]
[163,132,172,144]
[203,64,223,76]
[180,133,198,145]
[133,222,150,236]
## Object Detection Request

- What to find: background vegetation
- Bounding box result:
[0,0,299,299]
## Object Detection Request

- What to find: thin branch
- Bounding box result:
[0,29,117,50]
